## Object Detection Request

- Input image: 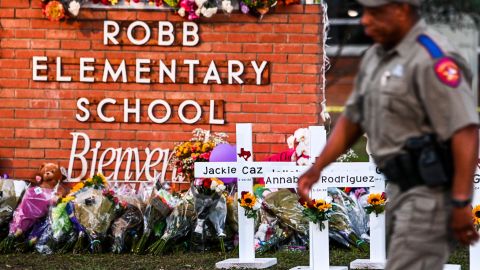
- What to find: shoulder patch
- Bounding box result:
[417,34,444,59]
[434,57,461,88]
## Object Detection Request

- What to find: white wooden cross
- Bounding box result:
[262,126,381,270]
[195,124,383,269]
[470,161,480,270]
[195,123,278,269]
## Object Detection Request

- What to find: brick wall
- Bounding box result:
[0,1,324,181]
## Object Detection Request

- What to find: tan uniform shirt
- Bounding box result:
[344,19,479,167]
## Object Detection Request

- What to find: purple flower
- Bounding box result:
[240,2,249,14]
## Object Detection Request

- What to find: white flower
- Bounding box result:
[210,180,218,190]
[222,0,233,13]
[216,184,226,193]
[287,135,295,149]
[253,202,261,211]
[178,7,186,17]
[201,6,217,17]
[195,0,208,7]
[194,178,203,186]
[68,1,81,17]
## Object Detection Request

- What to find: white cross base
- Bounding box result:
[216,258,278,269]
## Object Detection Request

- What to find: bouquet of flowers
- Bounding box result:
[110,185,145,254]
[263,189,308,234]
[147,192,195,255]
[169,128,227,183]
[330,188,369,243]
[226,191,238,233]
[364,193,387,217]
[0,185,56,253]
[68,173,116,253]
[133,186,177,254]
[300,197,333,231]
[190,178,227,252]
[0,179,23,238]
[25,197,78,254]
[238,191,261,219]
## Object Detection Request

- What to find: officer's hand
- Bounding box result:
[297,166,321,202]
[451,206,479,246]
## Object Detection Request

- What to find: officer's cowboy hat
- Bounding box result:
[356,0,421,7]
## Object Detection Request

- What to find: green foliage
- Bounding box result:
[421,0,480,26]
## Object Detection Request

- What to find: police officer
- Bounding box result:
[298,1,480,269]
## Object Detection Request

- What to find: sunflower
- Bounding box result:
[472,205,480,226]
[313,199,332,212]
[240,192,256,208]
[367,193,386,206]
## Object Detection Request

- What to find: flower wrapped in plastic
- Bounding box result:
[0,179,24,238]
[169,128,227,183]
[26,198,78,254]
[263,189,309,235]
[326,191,369,252]
[189,178,227,252]
[330,188,369,244]
[110,185,145,254]
[133,185,178,254]
[0,185,56,253]
[226,191,238,233]
[147,192,195,255]
[68,173,115,253]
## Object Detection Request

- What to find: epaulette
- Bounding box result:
[417,34,444,59]
[417,34,461,88]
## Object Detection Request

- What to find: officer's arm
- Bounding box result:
[312,115,364,171]
[451,125,478,202]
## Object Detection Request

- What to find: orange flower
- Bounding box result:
[313,199,332,212]
[367,193,386,206]
[240,192,256,208]
[473,205,480,226]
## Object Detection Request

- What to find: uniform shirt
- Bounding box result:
[344,19,479,167]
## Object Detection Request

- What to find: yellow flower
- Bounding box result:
[96,172,107,186]
[69,182,84,195]
[314,199,332,211]
[240,192,256,208]
[367,193,386,206]
[62,196,75,203]
[472,205,480,225]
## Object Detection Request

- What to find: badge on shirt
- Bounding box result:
[434,57,461,88]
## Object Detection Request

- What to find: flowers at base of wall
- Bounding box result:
[41,0,84,21]
[40,0,301,22]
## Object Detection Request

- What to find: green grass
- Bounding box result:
[0,246,468,270]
